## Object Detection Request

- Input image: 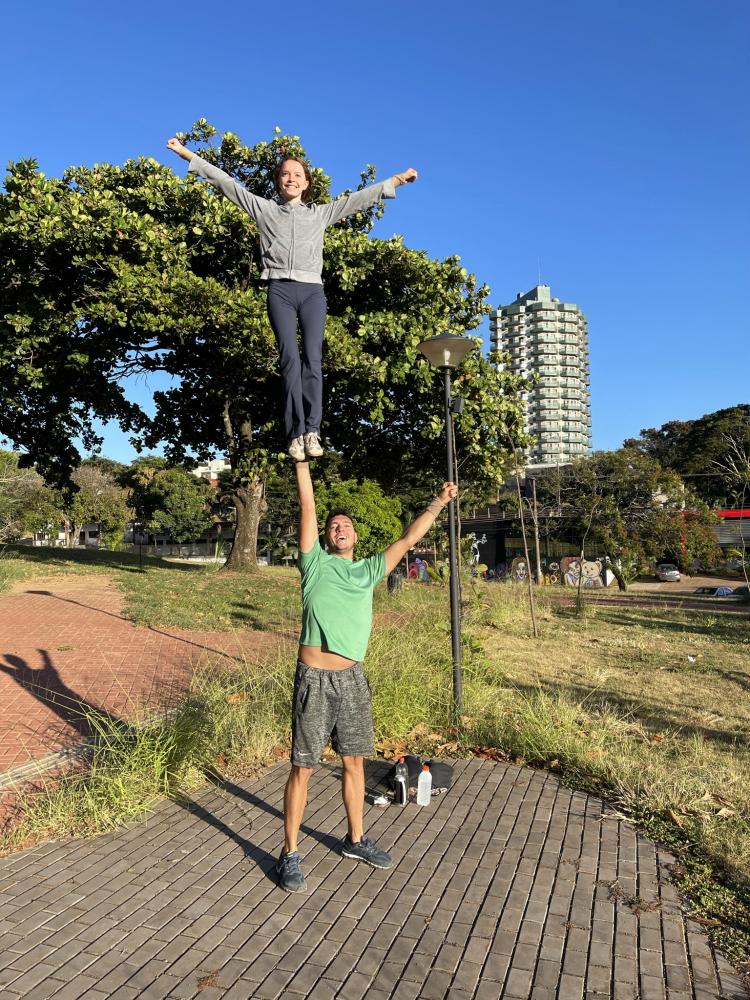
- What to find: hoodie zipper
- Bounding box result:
[289,206,295,279]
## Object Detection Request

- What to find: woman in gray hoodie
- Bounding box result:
[167,136,417,460]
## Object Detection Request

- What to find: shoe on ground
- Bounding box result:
[276,851,307,892]
[304,431,324,459]
[341,835,393,869]
[288,436,306,462]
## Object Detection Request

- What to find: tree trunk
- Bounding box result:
[224,480,265,571]
[605,553,628,592]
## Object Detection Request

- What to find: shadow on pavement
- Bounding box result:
[23,589,246,663]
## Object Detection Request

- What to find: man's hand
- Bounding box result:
[166,136,193,162]
[394,168,418,186]
[384,481,457,574]
[438,481,458,505]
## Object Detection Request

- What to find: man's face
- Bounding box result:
[325,515,357,557]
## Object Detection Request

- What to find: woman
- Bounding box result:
[166,135,417,460]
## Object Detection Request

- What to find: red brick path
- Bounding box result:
[0,575,284,776]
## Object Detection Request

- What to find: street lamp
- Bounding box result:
[417,332,477,716]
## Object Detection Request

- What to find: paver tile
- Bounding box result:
[0,724,740,1000]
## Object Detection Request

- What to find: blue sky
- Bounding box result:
[4,0,749,463]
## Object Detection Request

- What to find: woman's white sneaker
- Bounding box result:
[304,432,324,458]
[288,436,306,462]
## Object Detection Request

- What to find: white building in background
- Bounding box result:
[490,284,592,466]
[192,457,232,486]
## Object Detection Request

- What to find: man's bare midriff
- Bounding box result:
[299,644,357,670]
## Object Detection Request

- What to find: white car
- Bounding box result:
[656,564,681,582]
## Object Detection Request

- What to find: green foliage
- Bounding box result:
[136,466,214,543]
[0,449,61,540]
[535,448,720,576]
[314,478,403,557]
[1,122,527,569]
[69,464,130,547]
[625,404,750,506]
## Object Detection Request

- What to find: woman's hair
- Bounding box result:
[274,157,314,203]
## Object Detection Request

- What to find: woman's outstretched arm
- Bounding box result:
[165,135,270,222]
[320,167,418,226]
[166,137,194,162]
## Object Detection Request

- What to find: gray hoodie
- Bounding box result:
[187,154,397,284]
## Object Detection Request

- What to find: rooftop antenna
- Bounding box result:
[537,257,542,286]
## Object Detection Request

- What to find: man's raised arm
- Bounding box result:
[296,462,319,555]
[384,482,458,575]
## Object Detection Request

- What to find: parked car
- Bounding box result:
[693,586,735,597]
[656,563,681,582]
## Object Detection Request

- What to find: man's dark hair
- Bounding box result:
[324,508,356,531]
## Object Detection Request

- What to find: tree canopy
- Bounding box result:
[531,449,720,585]
[624,405,750,506]
[313,479,403,558]
[1,120,528,566]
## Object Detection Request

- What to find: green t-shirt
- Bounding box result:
[298,541,386,661]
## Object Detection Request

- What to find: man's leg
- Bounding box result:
[335,665,393,870]
[341,755,365,843]
[283,764,313,854]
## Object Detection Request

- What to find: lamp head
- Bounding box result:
[417,332,476,370]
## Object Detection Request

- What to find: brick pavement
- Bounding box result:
[0,759,745,1000]
[0,575,283,778]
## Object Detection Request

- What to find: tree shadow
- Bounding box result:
[24,590,247,663]
[7,544,208,574]
[593,607,750,645]
[228,601,299,634]
[503,675,749,749]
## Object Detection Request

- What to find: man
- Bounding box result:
[277,461,458,892]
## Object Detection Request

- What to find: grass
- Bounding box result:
[1,549,749,969]
[1,544,298,631]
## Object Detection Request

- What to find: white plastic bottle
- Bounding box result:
[416,764,432,806]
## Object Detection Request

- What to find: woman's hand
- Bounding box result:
[166,137,193,162]
[394,168,418,186]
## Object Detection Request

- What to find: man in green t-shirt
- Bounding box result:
[277,461,457,892]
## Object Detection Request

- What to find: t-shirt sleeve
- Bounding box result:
[364,552,386,587]
[298,539,323,577]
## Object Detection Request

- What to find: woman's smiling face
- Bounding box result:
[277,159,310,202]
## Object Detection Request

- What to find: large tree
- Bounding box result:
[1,121,527,568]
[624,405,750,506]
[0,450,60,541]
[137,466,215,544]
[534,449,720,587]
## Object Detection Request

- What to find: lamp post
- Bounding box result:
[417,332,477,717]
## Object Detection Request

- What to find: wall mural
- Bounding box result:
[560,556,604,587]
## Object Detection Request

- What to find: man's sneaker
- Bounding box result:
[276,851,307,892]
[304,432,324,458]
[341,835,393,869]
[288,436,306,462]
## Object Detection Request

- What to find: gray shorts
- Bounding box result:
[291,660,374,767]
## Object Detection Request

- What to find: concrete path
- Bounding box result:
[1,759,745,1000]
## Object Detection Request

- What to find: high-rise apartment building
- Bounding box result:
[490,285,591,466]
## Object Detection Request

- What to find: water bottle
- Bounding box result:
[416,763,432,806]
[394,756,408,807]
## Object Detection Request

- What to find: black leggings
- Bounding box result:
[267,280,327,440]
